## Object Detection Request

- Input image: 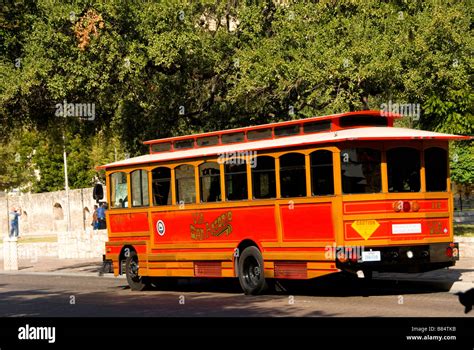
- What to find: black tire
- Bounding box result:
[103,260,113,273]
[125,251,149,291]
[238,246,267,295]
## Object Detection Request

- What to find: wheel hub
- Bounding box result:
[129,258,140,280]
[244,257,261,287]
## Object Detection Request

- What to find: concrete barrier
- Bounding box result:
[3,237,18,271]
[455,236,474,258]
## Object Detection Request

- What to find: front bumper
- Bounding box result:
[336,242,459,273]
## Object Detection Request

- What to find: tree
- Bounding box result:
[0,0,472,192]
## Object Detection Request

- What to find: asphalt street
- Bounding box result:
[0,273,471,317]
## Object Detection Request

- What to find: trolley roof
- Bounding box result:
[99,120,470,170]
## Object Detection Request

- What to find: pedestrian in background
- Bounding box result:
[9,206,22,238]
[97,203,107,229]
[91,204,99,230]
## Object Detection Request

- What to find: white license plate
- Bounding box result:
[392,223,422,234]
[362,251,381,262]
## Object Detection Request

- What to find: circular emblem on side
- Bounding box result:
[156,220,165,236]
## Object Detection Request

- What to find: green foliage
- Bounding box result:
[0,0,472,192]
[0,129,37,191]
[0,139,28,191]
[450,141,474,186]
[31,134,66,193]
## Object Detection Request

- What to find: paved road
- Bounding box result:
[0,273,471,317]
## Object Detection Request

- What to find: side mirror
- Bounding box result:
[93,183,104,202]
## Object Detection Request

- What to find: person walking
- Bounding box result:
[91,205,99,230]
[97,203,107,229]
[9,206,22,238]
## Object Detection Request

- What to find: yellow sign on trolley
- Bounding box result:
[351,220,380,240]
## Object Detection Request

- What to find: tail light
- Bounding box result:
[350,256,358,263]
[403,201,411,212]
[394,201,413,212]
[347,248,359,262]
[445,247,453,257]
[337,251,348,263]
[393,201,403,212]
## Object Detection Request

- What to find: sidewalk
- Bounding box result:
[0,257,117,278]
[0,257,472,292]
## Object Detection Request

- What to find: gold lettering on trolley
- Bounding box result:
[427,221,443,235]
[190,211,233,241]
[192,213,205,225]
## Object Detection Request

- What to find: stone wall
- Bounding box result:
[454,210,474,224]
[0,229,107,262]
[0,187,105,236]
[0,240,57,261]
[58,229,108,259]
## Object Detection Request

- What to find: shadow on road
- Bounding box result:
[143,272,453,297]
[0,280,334,317]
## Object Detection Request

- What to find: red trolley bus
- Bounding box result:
[98,110,468,294]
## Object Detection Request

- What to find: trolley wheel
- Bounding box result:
[125,251,150,291]
[238,246,267,295]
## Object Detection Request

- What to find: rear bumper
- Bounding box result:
[336,242,459,273]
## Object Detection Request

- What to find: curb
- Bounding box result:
[0,271,125,279]
[448,281,474,293]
